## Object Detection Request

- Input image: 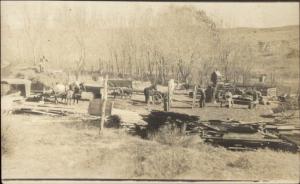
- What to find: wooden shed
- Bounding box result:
[1,78,32,97]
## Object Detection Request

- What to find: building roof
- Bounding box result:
[1,78,31,85]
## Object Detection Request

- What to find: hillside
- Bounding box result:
[2,25,299,92]
[222,25,299,93]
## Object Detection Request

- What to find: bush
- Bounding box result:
[273,98,299,115]
[227,157,252,169]
[149,123,186,146]
[132,143,192,179]
[1,123,13,156]
[106,115,121,128]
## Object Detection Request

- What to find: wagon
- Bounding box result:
[84,83,104,99]
[108,79,133,98]
[152,90,164,105]
[232,95,258,109]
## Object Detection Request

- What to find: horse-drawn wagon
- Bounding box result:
[108,79,133,98]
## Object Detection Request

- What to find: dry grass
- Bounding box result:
[127,138,299,181]
[3,114,299,181]
[1,115,14,156]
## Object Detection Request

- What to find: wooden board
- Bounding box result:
[88,99,113,116]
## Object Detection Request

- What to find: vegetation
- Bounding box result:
[3,4,298,90]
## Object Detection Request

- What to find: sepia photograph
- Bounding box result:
[1,1,299,183]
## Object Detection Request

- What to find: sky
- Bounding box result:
[1,1,299,29]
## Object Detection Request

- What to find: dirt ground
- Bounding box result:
[2,93,300,181]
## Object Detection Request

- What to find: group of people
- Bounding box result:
[196,86,261,109]
[141,69,263,110]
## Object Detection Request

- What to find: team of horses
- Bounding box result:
[49,81,163,105]
[51,82,86,105]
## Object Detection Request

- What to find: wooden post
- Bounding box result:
[168,79,174,109]
[192,85,197,109]
[167,85,171,111]
[99,74,108,134]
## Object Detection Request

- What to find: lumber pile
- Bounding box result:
[1,92,25,114]
[140,110,300,152]
[110,108,147,133]
[11,102,102,121]
[12,103,78,116]
[200,120,300,152]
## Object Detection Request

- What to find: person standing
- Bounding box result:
[66,85,74,105]
[211,69,222,104]
[199,87,206,108]
[211,69,219,87]
[39,56,48,73]
[225,90,233,108]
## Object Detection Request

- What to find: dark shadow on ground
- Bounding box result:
[131,99,146,104]
[204,104,249,110]
[171,106,193,109]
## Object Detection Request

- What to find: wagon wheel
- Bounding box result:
[118,87,124,98]
[152,91,163,105]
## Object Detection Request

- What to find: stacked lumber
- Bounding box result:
[1,92,24,114]
[140,110,299,152]
[200,119,300,152]
[13,103,77,116]
[110,108,147,133]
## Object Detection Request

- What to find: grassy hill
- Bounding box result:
[222,25,299,93]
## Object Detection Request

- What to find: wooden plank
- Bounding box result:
[18,109,59,116]
[88,99,113,116]
[204,136,286,143]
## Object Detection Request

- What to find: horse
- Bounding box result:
[65,86,74,105]
[144,85,157,104]
[52,82,85,105]
[52,83,69,104]
[72,82,85,104]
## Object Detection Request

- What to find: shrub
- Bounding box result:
[227,157,252,169]
[149,123,187,146]
[133,144,192,178]
[272,96,299,113]
[1,123,13,155]
[106,115,121,128]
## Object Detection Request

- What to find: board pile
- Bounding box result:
[140,111,300,152]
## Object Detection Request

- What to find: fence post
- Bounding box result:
[192,85,197,109]
[99,74,108,134]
